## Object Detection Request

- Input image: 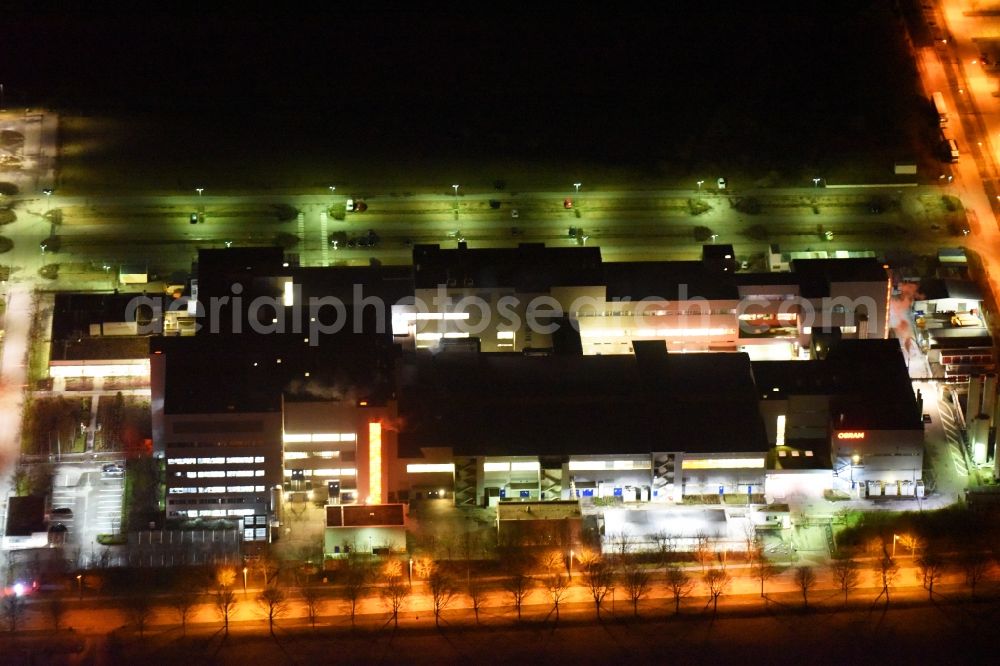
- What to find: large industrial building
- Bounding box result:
[140,245,924,549]
[401,243,891,360]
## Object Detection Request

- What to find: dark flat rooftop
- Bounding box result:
[412,244,603,291]
[604,261,739,300]
[399,348,768,458]
[752,340,920,430]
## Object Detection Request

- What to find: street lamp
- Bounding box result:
[408,558,414,586]
[452,184,459,197]
[42,188,53,211]
[812,178,821,188]
[329,186,336,194]
[710,234,718,243]
[573,182,582,193]
[568,549,574,580]
[76,574,83,600]
[195,188,204,197]
[697,180,704,191]
[243,566,248,594]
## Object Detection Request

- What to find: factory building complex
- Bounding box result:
[44,243,935,552]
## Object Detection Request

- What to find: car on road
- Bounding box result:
[189,212,198,224]
[717,177,727,189]
[489,199,501,209]
[564,198,573,209]
[101,463,124,476]
[355,200,368,212]
[922,413,932,424]
[346,198,355,212]
[511,209,519,219]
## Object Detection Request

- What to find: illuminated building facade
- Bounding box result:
[401,245,890,361]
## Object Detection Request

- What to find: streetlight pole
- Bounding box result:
[196,187,204,198]
[568,549,574,580]
[812,178,821,188]
[697,180,704,191]
[573,182,581,194]
[329,186,336,195]
[242,566,248,595]
[76,574,82,600]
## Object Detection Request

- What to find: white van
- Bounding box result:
[345,198,355,212]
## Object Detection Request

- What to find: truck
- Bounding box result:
[933,91,948,126]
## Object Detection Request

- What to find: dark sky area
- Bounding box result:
[1,2,920,182]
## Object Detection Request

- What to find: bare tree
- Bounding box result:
[123,593,155,637]
[1,593,25,633]
[960,550,991,599]
[611,532,635,566]
[214,587,238,636]
[216,566,237,590]
[694,533,713,572]
[652,530,676,569]
[622,564,651,617]
[665,566,694,615]
[540,549,565,575]
[582,559,615,620]
[341,563,368,627]
[916,553,947,599]
[830,557,861,605]
[793,566,817,609]
[501,571,533,621]
[750,547,776,599]
[301,586,323,629]
[703,569,731,614]
[380,576,410,629]
[46,594,68,632]
[428,569,457,627]
[467,578,488,624]
[257,586,288,636]
[170,589,200,636]
[742,520,758,557]
[545,573,570,622]
[874,555,899,607]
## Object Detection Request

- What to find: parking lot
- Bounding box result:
[50,459,125,565]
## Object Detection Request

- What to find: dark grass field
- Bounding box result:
[2,2,935,193]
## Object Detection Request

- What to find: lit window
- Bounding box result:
[681,458,765,470]
[226,470,254,477]
[226,457,254,464]
[197,457,226,465]
[169,458,198,465]
[497,331,516,340]
[407,463,456,473]
[199,486,226,494]
[197,471,225,478]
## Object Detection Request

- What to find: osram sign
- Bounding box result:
[836,431,866,440]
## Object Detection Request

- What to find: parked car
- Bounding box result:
[355,200,368,212]
[489,199,501,209]
[189,212,198,224]
[511,209,519,219]
[922,413,932,424]
[563,198,573,209]
[51,507,72,517]
[101,463,124,476]
[345,198,355,212]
